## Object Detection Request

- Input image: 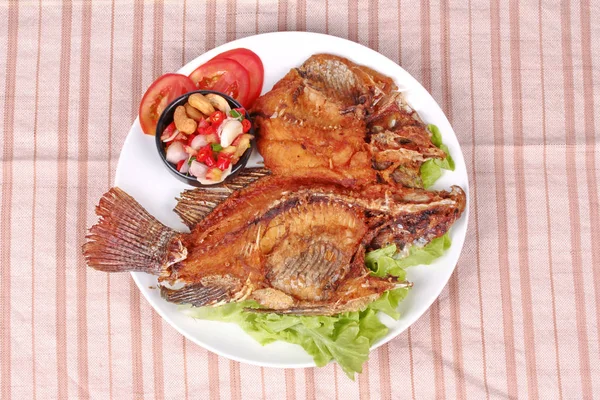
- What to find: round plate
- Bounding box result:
[115,32,469,368]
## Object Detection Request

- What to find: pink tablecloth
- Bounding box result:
[1,0,599,398]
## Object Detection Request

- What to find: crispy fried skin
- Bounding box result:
[162,175,466,314]
[84,175,466,315]
[251,54,449,188]
[252,68,376,185]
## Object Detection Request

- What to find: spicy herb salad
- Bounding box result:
[160,92,253,184]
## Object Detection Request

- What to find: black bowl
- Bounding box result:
[155,90,255,187]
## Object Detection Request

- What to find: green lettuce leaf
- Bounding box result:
[420,159,443,188]
[364,233,452,277]
[420,124,455,188]
[394,233,452,268]
[181,302,383,379]
[369,288,410,319]
[365,245,406,279]
[181,233,450,379]
[367,257,406,280]
[357,309,388,343]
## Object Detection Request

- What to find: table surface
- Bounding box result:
[1,0,599,399]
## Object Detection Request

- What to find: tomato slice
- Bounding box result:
[139,73,196,136]
[213,48,264,107]
[188,59,250,107]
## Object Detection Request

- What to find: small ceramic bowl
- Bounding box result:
[155,90,255,187]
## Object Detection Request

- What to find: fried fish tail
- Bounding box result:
[83,187,186,274]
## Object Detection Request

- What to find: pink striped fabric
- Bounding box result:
[1,1,599,398]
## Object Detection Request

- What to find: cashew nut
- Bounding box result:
[185,103,205,121]
[188,93,215,115]
[205,94,231,113]
[173,105,197,134]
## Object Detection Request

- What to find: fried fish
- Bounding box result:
[83,169,466,315]
[251,54,448,188]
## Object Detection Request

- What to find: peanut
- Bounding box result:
[188,93,215,115]
[185,102,205,121]
[173,105,197,134]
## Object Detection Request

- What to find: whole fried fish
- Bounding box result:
[83,169,465,315]
[251,54,448,188]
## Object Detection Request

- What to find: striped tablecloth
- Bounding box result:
[1,0,599,399]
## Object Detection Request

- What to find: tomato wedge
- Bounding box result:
[188,58,250,107]
[212,48,264,107]
[139,73,196,136]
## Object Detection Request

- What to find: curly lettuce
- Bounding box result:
[182,234,451,379]
[420,124,455,188]
[181,290,408,380]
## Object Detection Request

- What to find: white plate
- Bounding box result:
[115,32,469,368]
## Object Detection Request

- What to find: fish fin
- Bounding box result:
[222,167,272,190]
[174,167,271,228]
[161,284,231,307]
[174,187,236,229]
[83,187,184,274]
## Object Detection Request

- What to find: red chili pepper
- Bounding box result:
[234,107,246,115]
[160,122,176,141]
[176,159,185,171]
[195,145,212,163]
[198,125,216,136]
[209,111,225,127]
[196,118,210,134]
[204,154,217,167]
[217,152,232,171]
[187,134,197,146]
[241,118,251,133]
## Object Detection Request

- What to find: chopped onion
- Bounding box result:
[189,160,208,179]
[218,119,243,148]
[190,134,208,150]
[165,141,188,164]
[162,129,180,142]
[179,157,191,174]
